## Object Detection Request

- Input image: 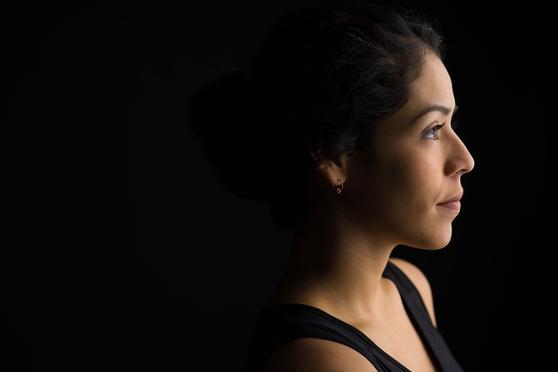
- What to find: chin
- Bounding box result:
[430,241,451,250]
[430,232,453,249]
[409,229,453,250]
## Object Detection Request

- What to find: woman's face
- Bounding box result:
[346,52,475,249]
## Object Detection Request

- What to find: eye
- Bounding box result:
[424,123,445,140]
[423,118,460,140]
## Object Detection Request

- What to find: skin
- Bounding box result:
[264,51,475,367]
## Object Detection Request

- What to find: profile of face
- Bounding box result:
[344,52,475,250]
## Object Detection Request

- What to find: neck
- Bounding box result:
[267,209,398,323]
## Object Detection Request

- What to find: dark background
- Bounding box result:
[11,0,551,371]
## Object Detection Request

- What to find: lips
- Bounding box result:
[437,190,463,205]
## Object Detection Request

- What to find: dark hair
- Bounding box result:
[187,1,446,232]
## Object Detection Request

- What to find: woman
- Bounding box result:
[188,2,474,371]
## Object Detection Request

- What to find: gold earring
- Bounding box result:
[333,178,344,194]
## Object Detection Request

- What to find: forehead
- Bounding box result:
[405,53,455,114]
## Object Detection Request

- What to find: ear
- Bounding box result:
[309,150,350,189]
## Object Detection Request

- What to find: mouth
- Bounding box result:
[436,200,461,212]
[437,190,463,204]
[436,190,463,213]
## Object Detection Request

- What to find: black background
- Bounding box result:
[11,0,551,371]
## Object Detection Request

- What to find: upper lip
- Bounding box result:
[437,190,463,204]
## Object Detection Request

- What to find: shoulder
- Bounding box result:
[261,338,378,372]
[388,257,438,327]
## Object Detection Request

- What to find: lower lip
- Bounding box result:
[436,200,461,213]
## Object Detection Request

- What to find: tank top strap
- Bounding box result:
[382,260,464,372]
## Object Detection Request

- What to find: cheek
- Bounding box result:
[382,151,440,211]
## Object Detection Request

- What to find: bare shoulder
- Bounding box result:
[388,257,438,327]
[261,337,378,372]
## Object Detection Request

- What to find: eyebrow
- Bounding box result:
[409,104,459,126]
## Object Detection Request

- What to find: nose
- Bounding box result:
[446,133,475,177]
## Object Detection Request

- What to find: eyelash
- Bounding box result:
[424,119,460,140]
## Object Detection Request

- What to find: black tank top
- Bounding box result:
[244,260,465,371]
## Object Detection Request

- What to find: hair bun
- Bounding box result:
[188,67,269,203]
